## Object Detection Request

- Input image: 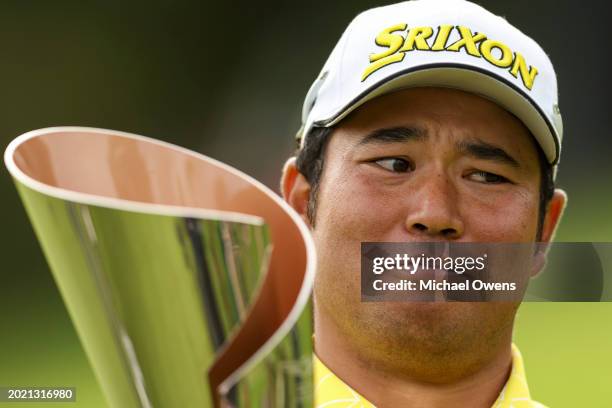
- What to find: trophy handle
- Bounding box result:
[207,182,312,406]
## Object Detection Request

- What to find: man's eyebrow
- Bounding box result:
[456,139,520,168]
[357,126,427,146]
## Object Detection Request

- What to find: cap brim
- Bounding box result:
[317,64,560,165]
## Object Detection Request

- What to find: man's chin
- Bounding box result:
[342,301,518,381]
[357,301,518,352]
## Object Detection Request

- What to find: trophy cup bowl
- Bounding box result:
[4,127,315,407]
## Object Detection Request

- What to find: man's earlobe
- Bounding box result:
[281,157,312,225]
[531,189,567,277]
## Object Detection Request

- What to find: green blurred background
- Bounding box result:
[0,0,610,407]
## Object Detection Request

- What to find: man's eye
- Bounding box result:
[373,158,412,173]
[468,171,508,184]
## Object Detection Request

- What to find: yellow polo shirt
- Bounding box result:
[314,343,546,407]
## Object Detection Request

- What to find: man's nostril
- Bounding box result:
[413,223,428,231]
[442,228,458,237]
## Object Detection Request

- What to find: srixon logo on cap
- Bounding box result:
[362,24,538,90]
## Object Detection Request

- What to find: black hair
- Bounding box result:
[295,126,555,239]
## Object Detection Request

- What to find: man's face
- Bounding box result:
[292,87,565,380]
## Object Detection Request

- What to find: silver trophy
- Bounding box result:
[4,127,316,407]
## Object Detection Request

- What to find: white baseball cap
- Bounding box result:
[297,0,562,165]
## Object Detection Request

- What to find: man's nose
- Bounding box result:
[404,173,464,240]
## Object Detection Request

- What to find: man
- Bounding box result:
[281,0,566,406]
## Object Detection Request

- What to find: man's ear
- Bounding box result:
[281,157,312,226]
[531,188,567,276]
[540,189,567,243]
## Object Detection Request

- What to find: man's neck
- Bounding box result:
[315,311,514,408]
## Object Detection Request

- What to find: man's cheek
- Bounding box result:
[312,232,362,311]
[464,197,539,242]
[330,183,402,239]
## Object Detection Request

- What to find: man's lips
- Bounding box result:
[384,265,486,285]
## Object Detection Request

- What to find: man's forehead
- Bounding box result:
[349,125,524,169]
[344,87,523,127]
[331,87,540,167]
[341,87,527,135]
